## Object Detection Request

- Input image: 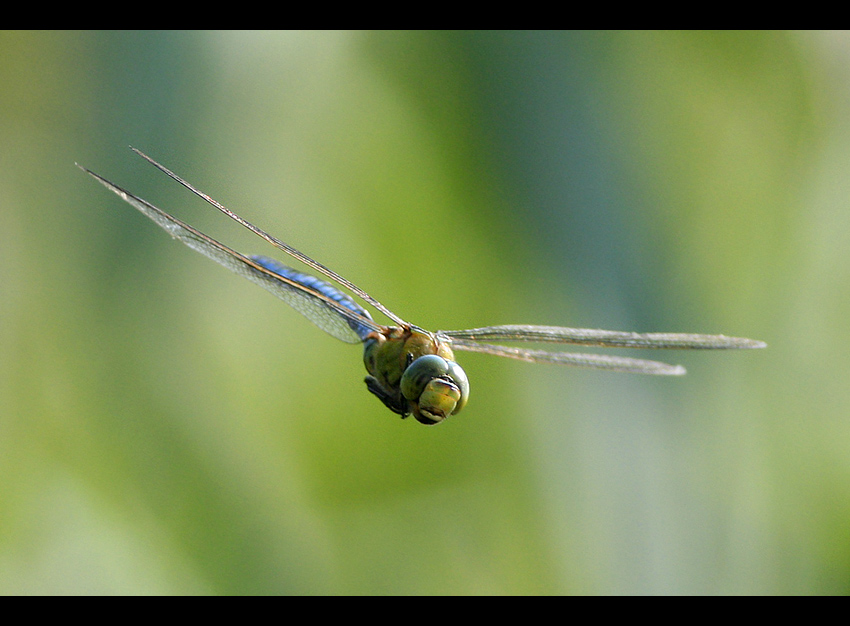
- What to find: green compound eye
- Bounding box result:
[401,355,469,424]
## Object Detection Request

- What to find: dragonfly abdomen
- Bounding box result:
[249,255,374,340]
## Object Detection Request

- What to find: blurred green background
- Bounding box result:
[0,30,845,594]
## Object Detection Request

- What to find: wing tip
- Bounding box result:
[669,364,687,376]
[719,336,768,349]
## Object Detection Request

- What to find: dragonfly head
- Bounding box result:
[401,354,469,424]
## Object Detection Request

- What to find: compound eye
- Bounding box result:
[401,355,469,424]
[400,355,447,401]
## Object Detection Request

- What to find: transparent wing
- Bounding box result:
[78,164,383,344]
[439,325,767,376]
[129,147,410,330]
[439,325,767,349]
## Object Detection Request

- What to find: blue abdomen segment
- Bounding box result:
[249,255,374,340]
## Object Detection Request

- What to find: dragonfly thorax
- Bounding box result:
[363,327,469,424]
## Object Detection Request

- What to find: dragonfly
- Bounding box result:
[78,148,767,425]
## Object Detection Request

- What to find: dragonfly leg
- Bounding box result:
[364,376,410,418]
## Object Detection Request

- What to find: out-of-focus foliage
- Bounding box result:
[0,30,846,594]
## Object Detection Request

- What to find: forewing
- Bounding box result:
[440,325,766,350]
[129,148,410,330]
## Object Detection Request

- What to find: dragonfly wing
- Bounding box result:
[439,325,767,350]
[446,338,687,375]
[79,165,381,344]
[129,148,411,330]
[440,325,766,374]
